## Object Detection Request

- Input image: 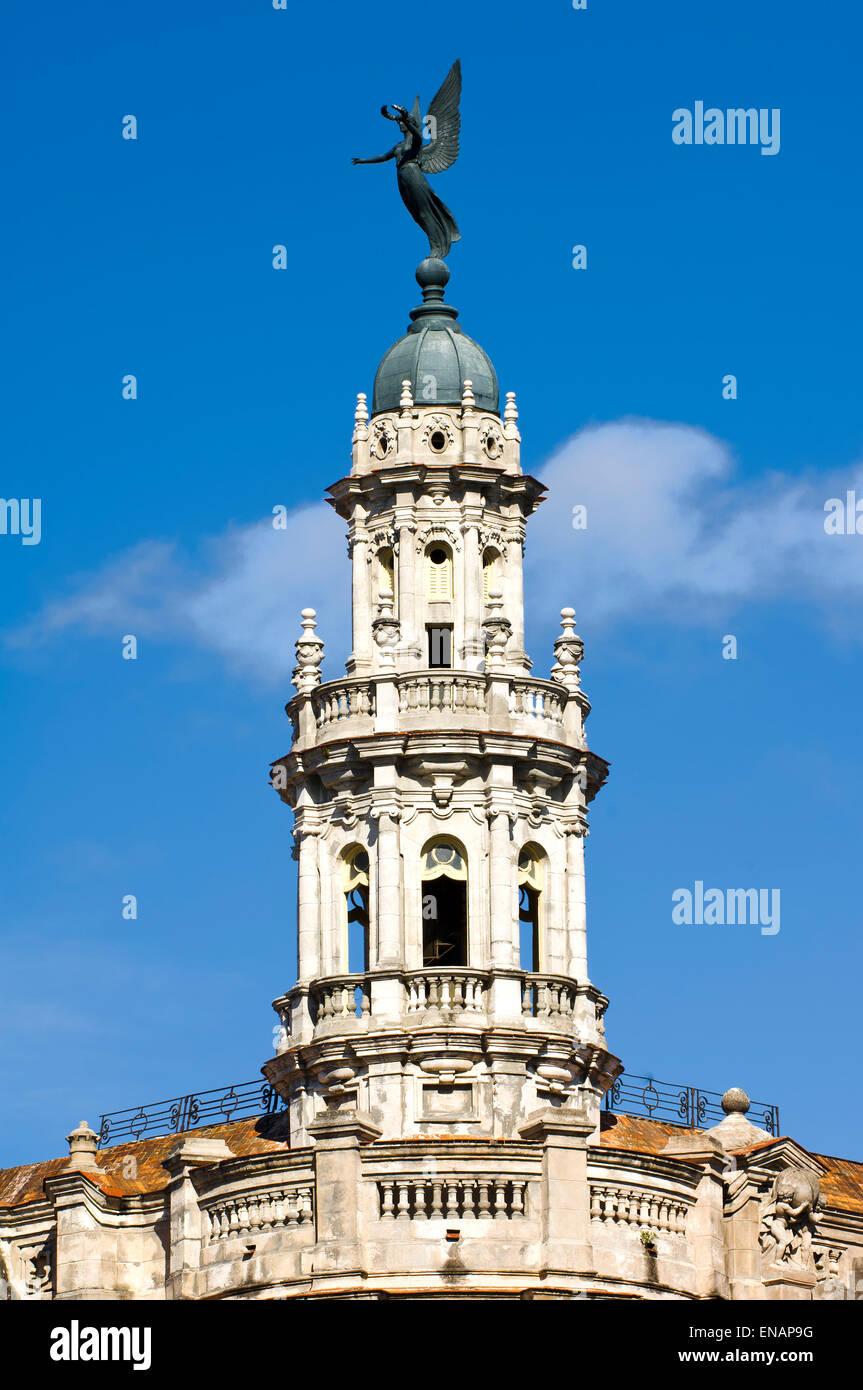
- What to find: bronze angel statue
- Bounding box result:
[352,59,462,259]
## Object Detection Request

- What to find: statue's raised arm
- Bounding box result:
[351,60,462,261]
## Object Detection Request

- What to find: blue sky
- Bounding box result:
[1,0,862,1167]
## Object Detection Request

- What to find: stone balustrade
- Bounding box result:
[310,974,371,1022]
[405,968,488,1014]
[203,1185,314,1242]
[590,1184,690,1234]
[290,671,572,744]
[521,973,578,1019]
[378,1176,529,1221]
[508,678,565,725]
[398,672,487,717]
[312,679,375,731]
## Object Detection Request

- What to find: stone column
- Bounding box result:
[506,532,528,672]
[308,1110,382,1277]
[296,828,321,983]
[462,522,483,668]
[544,842,567,974]
[396,521,416,663]
[565,828,588,980]
[519,1108,594,1276]
[163,1137,232,1301]
[375,809,403,969]
[349,534,372,674]
[488,809,515,969]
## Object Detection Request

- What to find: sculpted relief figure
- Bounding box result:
[759,1169,820,1267]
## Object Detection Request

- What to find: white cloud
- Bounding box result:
[527,419,863,626]
[5,507,349,684]
[6,420,863,682]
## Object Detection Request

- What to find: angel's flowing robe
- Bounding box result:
[396,157,461,260]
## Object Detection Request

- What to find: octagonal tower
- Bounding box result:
[265,259,621,1148]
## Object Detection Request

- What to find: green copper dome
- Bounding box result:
[372,258,499,416]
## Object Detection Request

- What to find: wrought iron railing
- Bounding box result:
[603,1073,780,1136]
[97,1070,780,1147]
[97,1080,286,1146]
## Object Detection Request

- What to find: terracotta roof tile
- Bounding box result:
[0,1116,290,1211]
[3,1111,863,1216]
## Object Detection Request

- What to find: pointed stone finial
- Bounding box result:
[66,1120,100,1172]
[350,391,366,444]
[504,391,518,425]
[483,589,512,672]
[292,608,325,693]
[399,379,414,414]
[550,607,584,690]
[461,378,476,410]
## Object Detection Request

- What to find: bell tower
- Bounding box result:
[265,256,621,1145]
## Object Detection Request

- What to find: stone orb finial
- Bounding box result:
[721,1087,751,1115]
[416,256,450,291]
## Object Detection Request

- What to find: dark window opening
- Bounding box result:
[422,874,467,966]
[519,885,540,973]
[347,886,370,974]
[428,625,452,668]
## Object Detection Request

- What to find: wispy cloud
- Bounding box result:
[5,506,349,683]
[5,421,863,682]
[527,420,863,626]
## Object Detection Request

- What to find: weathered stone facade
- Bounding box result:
[2,266,862,1301]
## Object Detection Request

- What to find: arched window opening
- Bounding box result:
[343,848,370,984]
[425,544,453,600]
[421,840,467,967]
[518,847,544,974]
[378,547,395,598]
[482,547,500,603]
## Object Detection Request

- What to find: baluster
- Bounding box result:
[462,1181,477,1218]
[493,1183,508,1220]
[477,1181,492,1219]
[396,1183,411,1220]
[380,1182,395,1218]
[300,1189,313,1224]
[430,1182,443,1219]
[445,1183,459,1218]
[414,1182,429,1220]
[271,1190,285,1227]
[512,1182,526,1218]
[590,1187,601,1220]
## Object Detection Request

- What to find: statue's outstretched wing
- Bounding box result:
[418,59,461,175]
